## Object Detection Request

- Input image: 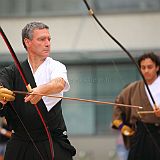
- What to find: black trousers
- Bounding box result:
[128,121,160,160]
[4,132,74,160]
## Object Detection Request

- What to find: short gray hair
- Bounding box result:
[22,22,49,50]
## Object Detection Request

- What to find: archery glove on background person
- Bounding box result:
[112,119,135,136]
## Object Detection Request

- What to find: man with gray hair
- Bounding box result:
[0,22,76,160]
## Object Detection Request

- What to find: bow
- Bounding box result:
[83,0,157,109]
[82,0,160,152]
[0,26,54,160]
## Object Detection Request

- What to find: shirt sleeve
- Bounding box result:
[50,61,70,92]
[112,95,125,122]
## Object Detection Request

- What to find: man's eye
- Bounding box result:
[141,67,145,70]
[40,38,45,41]
[148,66,153,69]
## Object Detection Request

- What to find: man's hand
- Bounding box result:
[24,87,42,104]
[0,86,15,102]
[121,125,135,136]
[112,119,135,136]
[153,107,160,117]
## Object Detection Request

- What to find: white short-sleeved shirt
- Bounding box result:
[145,76,160,108]
[28,57,70,111]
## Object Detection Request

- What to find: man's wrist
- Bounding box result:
[0,103,3,110]
[118,122,124,130]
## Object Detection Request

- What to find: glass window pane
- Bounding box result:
[0,0,26,16]
[63,65,96,135]
[0,0,160,17]
[25,0,84,16]
[95,63,139,134]
[62,62,140,135]
[95,0,160,12]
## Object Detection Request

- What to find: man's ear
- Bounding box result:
[156,66,159,73]
[24,38,30,48]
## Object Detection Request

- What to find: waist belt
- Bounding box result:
[12,129,49,142]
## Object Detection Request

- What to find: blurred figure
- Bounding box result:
[116,133,129,160]
[0,118,11,160]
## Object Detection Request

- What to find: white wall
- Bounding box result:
[1,12,160,55]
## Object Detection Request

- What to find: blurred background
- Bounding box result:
[0,0,160,159]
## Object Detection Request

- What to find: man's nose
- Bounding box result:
[144,68,149,72]
[45,39,50,46]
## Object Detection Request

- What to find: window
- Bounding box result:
[0,0,83,17]
[95,0,160,13]
[0,0,160,17]
[63,62,139,135]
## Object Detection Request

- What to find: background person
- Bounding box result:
[112,52,160,160]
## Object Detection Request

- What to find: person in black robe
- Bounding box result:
[0,22,76,160]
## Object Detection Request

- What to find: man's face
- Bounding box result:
[26,28,51,59]
[140,58,159,84]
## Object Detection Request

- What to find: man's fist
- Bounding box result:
[112,119,123,128]
[121,125,135,136]
[153,107,160,117]
[0,86,15,102]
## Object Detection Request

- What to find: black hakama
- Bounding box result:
[128,121,160,160]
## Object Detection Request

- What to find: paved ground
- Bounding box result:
[70,135,120,160]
